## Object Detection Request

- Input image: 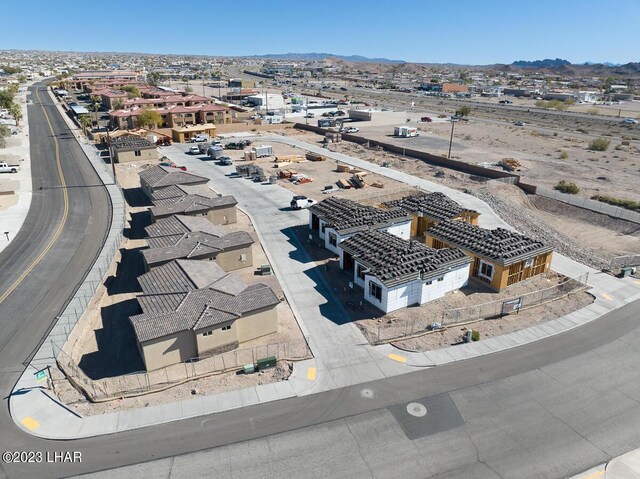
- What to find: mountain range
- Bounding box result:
[244,52,406,63]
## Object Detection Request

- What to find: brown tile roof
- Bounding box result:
[139,165,209,189]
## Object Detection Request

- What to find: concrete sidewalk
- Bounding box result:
[9,135,640,441]
[0,82,33,255]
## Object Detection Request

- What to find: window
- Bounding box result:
[369,281,382,301]
[320,224,326,234]
[357,264,365,281]
[437,277,444,282]
[329,233,337,247]
[134,150,141,157]
[478,261,494,281]
[221,325,231,331]
[202,330,213,336]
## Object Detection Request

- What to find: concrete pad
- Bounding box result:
[255,383,280,403]
[217,390,244,411]
[77,415,119,438]
[272,380,296,400]
[200,392,222,414]
[180,396,205,419]
[424,348,457,365]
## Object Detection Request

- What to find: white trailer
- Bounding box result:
[394,126,419,138]
[253,145,273,158]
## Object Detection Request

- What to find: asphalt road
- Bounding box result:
[2,89,640,479]
[0,82,111,478]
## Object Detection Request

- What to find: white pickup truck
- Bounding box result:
[0,162,20,173]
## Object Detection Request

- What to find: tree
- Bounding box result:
[455,106,471,117]
[147,71,162,86]
[121,85,140,99]
[0,124,10,148]
[112,99,124,110]
[1,65,22,74]
[89,102,101,127]
[0,89,15,109]
[184,86,193,93]
[8,103,22,126]
[136,109,163,129]
[17,74,27,84]
[78,114,92,135]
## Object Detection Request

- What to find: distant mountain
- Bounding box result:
[583,61,622,67]
[245,52,406,63]
[511,58,571,68]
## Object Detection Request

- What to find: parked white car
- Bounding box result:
[188,146,200,155]
[622,118,638,124]
[290,195,317,209]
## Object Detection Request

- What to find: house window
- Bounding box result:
[202,330,213,336]
[369,281,382,301]
[134,150,141,157]
[357,264,365,280]
[320,224,326,234]
[478,261,494,281]
[437,277,444,282]
[329,233,337,247]
[221,325,231,331]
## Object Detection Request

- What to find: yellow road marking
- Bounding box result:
[307,367,316,380]
[388,353,407,363]
[580,470,604,479]
[602,293,614,301]
[0,87,69,304]
[20,416,40,431]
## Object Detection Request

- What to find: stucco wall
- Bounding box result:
[141,330,198,371]
[215,244,253,271]
[115,147,158,163]
[207,205,237,225]
[195,321,239,354]
[234,305,278,343]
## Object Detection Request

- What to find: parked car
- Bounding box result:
[190,135,209,143]
[420,116,432,122]
[514,121,526,126]
[321,111,333,117]
[622,118,638,124]
[344,127,359,133]
[218,156,233,166]
[340,87,348,91]
[304,112,315,118]
[225,140,252,150]
[0,162,20,173]
[188,146,200,155]
[290,195,317,209]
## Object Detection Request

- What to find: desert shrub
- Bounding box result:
[471,330,480,342]
[555,180,580,194]
[591,195,640,211]
[588,138,611,151]
[559,151,569,159]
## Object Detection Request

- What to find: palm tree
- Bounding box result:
[89,101,101,128]
[78,115,92,135]
[8,103,22,127]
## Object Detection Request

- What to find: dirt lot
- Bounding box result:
[53,157,308,415]
[285,130,640,267]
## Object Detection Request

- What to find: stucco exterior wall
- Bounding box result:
[207,205,237,225]
[140,330,198,371]
[234,305,278,343]
[215,245,253,271]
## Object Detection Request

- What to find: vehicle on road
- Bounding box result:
[290,195,317,209]
[218,156,233,166]
[343,127,359,133]
[0,162,20,173]
[499,99,513,104]
[304,112,315,118]
[394,126,419,137]
[622,118,638,124]
[514,121,526,126]
[188,146,200,155]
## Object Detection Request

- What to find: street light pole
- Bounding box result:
[448,119,456,159]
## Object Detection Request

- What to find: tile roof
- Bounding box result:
[138,259,228,294]
[426,220,553,266]
[383,192,478,223]
[112,135,156,150]
[141,229,253,267]
[149,184,215,201]
[139,165,209,189]
[339,230,471,287]
[149,194,237,218]
[309,197,412,235]
[145,214,230,239]
[131,262,279,342]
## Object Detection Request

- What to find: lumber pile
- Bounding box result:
[274,155,305,163]
[499,158,521,171]
[337,179,351,189]
[306,152,327,162]
[336,164,350,173]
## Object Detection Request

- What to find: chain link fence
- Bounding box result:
[53,339,312,402]
[371,272,590,344]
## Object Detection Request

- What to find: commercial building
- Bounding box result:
[142,215,253,271]
[109,104,232,131]
[338,230,471,313]
[442,83,469,94]
[425,220,553,292]
[139,165,209,197]
[132,260,279,370]
[383,192,480,239]
[110,135,158,163]
[347,109,407,124]
[308,197,413,254]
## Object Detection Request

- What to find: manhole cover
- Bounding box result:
[407,402,427,417]
[360,388,374,399]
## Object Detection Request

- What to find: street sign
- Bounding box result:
[34,369,48,383]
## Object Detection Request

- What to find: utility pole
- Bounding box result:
[448,119,456,159]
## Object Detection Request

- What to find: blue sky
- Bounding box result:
[5,0,639,64]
